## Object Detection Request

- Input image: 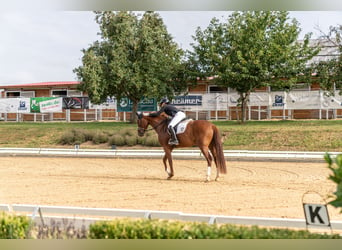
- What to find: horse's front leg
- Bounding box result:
[163,154,170,177]
[163,148,174,179]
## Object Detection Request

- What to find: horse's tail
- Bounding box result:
[210,125,227,174]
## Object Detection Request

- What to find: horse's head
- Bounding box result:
[136,112,149,137]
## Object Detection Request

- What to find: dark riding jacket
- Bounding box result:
[149,104,180,118]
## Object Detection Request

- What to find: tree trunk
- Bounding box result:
[239,92,250,124]
[131,100,138,123]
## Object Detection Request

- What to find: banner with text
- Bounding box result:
[171,95,202,106]
[30,97,63,113]
[117,97,157,112]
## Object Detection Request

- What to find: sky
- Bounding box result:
[0,11,341,86]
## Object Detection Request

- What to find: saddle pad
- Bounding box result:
[175,119,192,134]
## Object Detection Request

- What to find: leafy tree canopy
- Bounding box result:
[312,25,342,94]
[74,11,187,122]
[189,11,319,122]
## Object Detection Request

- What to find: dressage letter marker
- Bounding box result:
[303,203,330,227]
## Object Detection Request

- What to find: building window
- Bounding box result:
[21,91,35,97]
[6,91,35,98]
[271,83,310,91]
[51,89,82,97]
[52,90,67,97]
[68,90,83,97]
[208,85,227,93]
[6,91,20,98]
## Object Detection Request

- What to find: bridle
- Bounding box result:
[138,117,167,134]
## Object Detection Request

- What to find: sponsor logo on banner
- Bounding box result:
[0,98,31,113]
[30,97,62,113]
[171,95,202,106]
[63,97,89,109]
[272,95,285,107]
[18,100,29,112]
[117,97,157,112]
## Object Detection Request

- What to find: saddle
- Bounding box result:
[173,118,192,135]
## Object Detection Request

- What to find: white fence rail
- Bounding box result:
[0,148,340,162]
[2,203,342,231]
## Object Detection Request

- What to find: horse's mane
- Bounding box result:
[145,115,169,132]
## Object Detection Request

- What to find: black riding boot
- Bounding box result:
[168,127,179,145]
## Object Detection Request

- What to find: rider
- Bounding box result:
[149,98,186,145]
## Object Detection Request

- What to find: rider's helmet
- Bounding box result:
[159,98,170,106]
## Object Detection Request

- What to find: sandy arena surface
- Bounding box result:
[1,156,342,221]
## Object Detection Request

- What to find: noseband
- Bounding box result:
[138,126,148,134]
[138,117,167,134]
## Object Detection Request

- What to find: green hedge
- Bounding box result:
[0,212,31,239]
[88,219,342,239]
[1,213,341,239]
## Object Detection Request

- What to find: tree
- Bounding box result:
[313,25,342,94]
[74,11,186,123]
[189,11,319,123]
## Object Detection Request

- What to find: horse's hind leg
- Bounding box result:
[200,146,213,182]
[209,144,220,181]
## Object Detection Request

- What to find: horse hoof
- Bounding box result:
[215,177,219,181]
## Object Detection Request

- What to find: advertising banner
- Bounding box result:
[63,97,89,109]
[249,92,270,106]
[320,91,342,109]
[117,97,157,112]
[269,92,287,110]
[89,97,117,109]
[227,92,240,107]
[202,94,228,110]
[30,97,63,113]
[0,98,31,113]
[171,95,202,106]
[287,91,321,109]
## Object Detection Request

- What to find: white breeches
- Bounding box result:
[168,112,186,128]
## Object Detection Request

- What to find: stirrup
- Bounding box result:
[168,139,179,145]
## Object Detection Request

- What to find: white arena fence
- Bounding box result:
[1,203,342,231]
[0,147,340,162]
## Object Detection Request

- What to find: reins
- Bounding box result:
[139,117,167,132]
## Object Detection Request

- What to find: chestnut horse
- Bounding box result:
[136,112,227,181]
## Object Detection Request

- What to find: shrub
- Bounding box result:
[82,130,95,141]
[58,127,160,147]
[125,135,137,146]
[72,129,86,144]
[58,131,75,145]
[108,135,125,146]
[0,212,31,239]
[144,135,160,147]
[58,129,89,145]
[136,136,145,145]
[326,153,342,210]
[121,128,136,137]
[92,131,108,144]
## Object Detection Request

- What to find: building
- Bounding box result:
[0,81,116,122]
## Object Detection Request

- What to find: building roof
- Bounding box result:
[0,81,80,89]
